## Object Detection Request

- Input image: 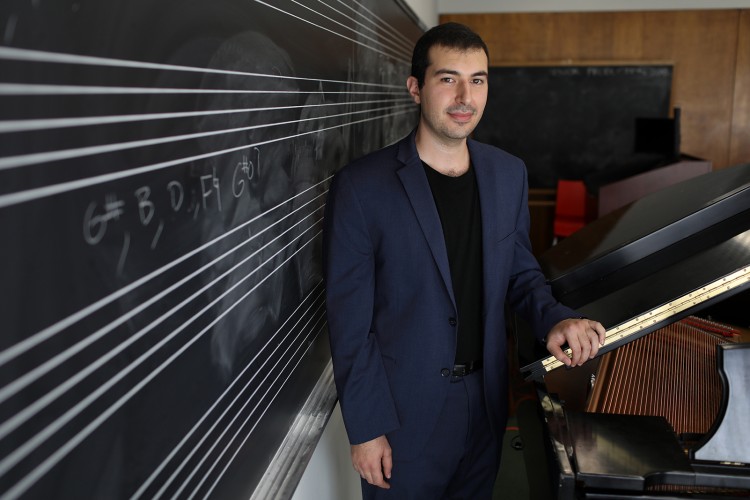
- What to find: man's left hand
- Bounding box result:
[546,318,606,367]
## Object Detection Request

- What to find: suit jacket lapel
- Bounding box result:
[470,140,516,310]
[396,134,457,309]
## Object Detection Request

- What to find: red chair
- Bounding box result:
[553,179,590,240]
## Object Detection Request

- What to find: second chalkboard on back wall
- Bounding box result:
[473,64,673,188]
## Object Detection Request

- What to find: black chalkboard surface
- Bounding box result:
[0,1,420,498]
[473,64,673,188]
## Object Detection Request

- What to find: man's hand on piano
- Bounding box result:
[546,318,606,367]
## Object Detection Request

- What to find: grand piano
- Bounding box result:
[518,162,750,499]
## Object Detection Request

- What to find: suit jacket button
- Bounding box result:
[448,317,457,326]
[440,368,450,377]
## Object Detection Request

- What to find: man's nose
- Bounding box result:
[456,80,472,105]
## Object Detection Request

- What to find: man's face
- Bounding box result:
[407,45,488,144]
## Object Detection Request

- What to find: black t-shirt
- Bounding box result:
[422,161,484,363]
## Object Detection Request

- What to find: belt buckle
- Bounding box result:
[452,360,482,377]
[452,364,468,377]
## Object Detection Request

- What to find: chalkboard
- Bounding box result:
[472,64,673,188]
[0,1,421,498]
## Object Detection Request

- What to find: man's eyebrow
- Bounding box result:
[433,68,488,77]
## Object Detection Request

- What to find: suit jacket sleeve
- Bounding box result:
[323,170,400,445]
[505,166,579,340]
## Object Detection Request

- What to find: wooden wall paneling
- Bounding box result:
[642,10,739,170]
[730,10,750,166]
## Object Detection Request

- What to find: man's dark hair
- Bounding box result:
[411,22,489,88]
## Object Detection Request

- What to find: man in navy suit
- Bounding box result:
[323,22,605,499]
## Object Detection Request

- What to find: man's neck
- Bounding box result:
[414,126,471,177]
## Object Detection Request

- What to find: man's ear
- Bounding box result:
[406,76,421,104]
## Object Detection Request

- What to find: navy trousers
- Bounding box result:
[361,370,501,500]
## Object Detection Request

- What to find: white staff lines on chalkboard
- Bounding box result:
[0,99,410,172]
[345,0,416,48]
[0,97,411,166]
[0,82,409,95]
[141,287,328,500]
[0,46,405,89]
[0,97,410,134]
[0,177,328,369]
[0,194,327,420]
[314,0,414,54]
[285,0,412,61]
[0,215,325,499]
[255,0,411,64]
[0,203,325,442]
[0,104,412,209]
[192,312,328,500]
[4,274,324,500]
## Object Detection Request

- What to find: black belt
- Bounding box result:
[451,360,482,377]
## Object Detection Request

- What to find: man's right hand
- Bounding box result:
[351,435,392,489]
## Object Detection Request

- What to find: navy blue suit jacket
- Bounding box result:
[323,131,577,460]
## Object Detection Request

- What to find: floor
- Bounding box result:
[493,325,546,500]
[493,415,530,500]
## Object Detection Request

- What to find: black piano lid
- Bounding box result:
[541,162,750,298]
[522,163,750,380]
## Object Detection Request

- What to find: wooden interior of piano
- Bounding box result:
[530,297,750,497]
[544,315,748,444]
